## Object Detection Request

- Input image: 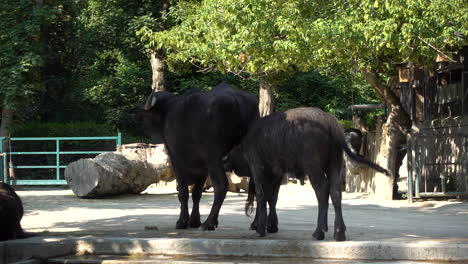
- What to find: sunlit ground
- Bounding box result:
[17,182,468,243]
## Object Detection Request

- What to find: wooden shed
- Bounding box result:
[406,46,468,201]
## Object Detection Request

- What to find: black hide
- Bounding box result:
[225,107,389,241]
[0,182,26,241]
[344,128,363,154]
[135,82,259,230]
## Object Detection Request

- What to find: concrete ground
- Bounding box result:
[2,182,468,263]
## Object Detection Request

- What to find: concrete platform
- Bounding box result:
[1,183,468,263]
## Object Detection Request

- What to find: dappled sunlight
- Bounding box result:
[10,182,467,246]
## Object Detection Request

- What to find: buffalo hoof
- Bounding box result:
[334,230,346,242]
[18,232,36,239]
[189,217,201,228]
[256,230,266,237]
[267,225,278,233]
[176,219,189,229]
[256,225,267,237]
[250,222,257,230]
[312,230,325,240]
[201,220,218,231]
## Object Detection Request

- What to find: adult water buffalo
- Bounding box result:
[224,107,389,241]
[0,182,28,241]
[135,82,259,230]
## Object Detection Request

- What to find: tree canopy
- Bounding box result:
[141,0,467,89]
[138,0,467,198]
[0,0,47,110]
[2,0,466,139]
[139,0,327,81]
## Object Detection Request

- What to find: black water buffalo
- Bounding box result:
[224,107,389,241]
[135,82,259,230]
[0,182,28,241]
[344,128,363,154]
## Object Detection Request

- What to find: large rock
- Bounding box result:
[65,144,174,198]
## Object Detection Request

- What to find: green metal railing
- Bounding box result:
[0,133,121,185]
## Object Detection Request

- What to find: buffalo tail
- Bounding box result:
[342,141,391,176]
[245,178,255,216]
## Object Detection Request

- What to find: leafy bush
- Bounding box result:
[339,120,353,129]
[12,121,115,137]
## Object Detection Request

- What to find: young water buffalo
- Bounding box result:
[135,82,259,231]
[224,107,390,241]
[0,182,28,241]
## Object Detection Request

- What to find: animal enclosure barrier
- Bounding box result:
[407,132,468,202]
[0,134,121,185]
[405,47,468,202]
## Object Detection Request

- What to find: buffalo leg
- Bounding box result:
[267,181,281,233]
[175,176,190,229]
[330,184,346,241]
[171,158,191,229]
[166,150,191,229]
[250,176,279,233]
[201,160,228,231]
[248,178,258,230]
[250,206,259,230]
[309,171,329,240]
[189,174,207,228]
[254,182,268,237]
[328,165,346,241]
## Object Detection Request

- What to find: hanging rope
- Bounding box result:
[8,135,15,180]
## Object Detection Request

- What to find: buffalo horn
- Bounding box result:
[144,89,158,111]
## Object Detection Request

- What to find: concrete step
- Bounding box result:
[3,236,468,264]
[45,255,461,264]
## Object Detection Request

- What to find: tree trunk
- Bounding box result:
[0,108,14,137]
[148,0,169,93]
[150,51,167,92]
[65,144,174,198]
[372,106,407,200]
[360,67,411,200]
[258,81,275,117]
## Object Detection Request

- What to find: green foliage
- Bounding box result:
[3,0,465,142]
[0,0,51,109]
[142,0,466,129]
[139,0,329,78]
[81,49,150,129]
[74,0,165,133]
[275,70,379,119]
[166,69,258,95]
[32,0,92,123]
[339,120,354,129]
[12,121,115,137]
[309,0,467,74]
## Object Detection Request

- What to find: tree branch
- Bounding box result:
[417,36,456,63]
[359,67,412,130]
[359,67,400,106]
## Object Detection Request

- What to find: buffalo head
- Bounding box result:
[223,145,251,177]
[133,90,175,144]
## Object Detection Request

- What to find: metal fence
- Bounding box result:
[407,133,468,202]
[0,134,121,185]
